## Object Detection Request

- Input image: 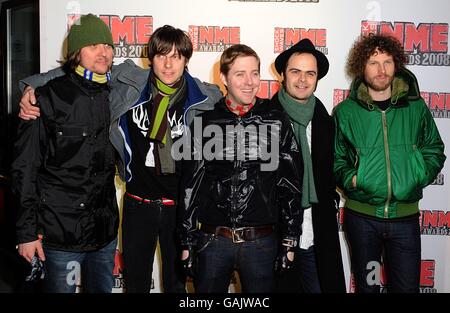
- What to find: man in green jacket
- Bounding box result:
[333,34,445,293]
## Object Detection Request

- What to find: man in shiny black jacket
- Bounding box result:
[179,44,304,292]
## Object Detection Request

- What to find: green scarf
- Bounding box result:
[278,87,318,208]
[148,75,186,175]
[148,77,180,144]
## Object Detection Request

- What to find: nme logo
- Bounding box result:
[189,26,240,52]
[274,27,327,54]
[420,210,450,236]
[421,92,450,119]
[256,80,280,99]
[361,20,450,66]
[67,14,153,59]
[333,89,350,107]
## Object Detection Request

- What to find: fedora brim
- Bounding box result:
[275,41,329,79]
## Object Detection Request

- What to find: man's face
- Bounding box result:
[151,45,187,86]
[220,55,260,106]
[364,49,395,93]
[80,44,114,74]
[282,53,318,104]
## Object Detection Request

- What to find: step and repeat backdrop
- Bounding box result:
[38,0,449,292]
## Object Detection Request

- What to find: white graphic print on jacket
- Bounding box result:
[132,104,183,167]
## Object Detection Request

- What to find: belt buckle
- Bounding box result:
[231,227,245,243]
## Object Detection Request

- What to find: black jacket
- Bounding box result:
[180,97,304,246]
[12,73,119,252]
[273,94,346,292]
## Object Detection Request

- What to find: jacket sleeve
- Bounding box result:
[418,102,446,187]
[277,115,304,239]
[333,111,358,192]
[19,67,65,92]
[178,126,203,247]
[11,93,47,244]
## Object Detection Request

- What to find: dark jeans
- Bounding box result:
[344,209,421,293]
[122,196,185,293]
[43,238,117,293]
[275,245,322,293]
[195,231,277,293]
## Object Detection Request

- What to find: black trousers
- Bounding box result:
[121,196,185,293]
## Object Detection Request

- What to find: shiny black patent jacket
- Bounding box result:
[12,73,119,252]
[180,97,304,246]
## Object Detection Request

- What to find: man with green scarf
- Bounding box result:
[272,39,346,293]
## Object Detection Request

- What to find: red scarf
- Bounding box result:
[225,98,255,116]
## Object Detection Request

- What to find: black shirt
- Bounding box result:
[374,99,391,111]
[125,94,186,200]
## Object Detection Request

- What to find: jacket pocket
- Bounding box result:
[355,148,366,190]
[353,146,387,204]
[390,144,421,201]
[38,197,87,247]
[411,145,427,188]
[47,122,92,169]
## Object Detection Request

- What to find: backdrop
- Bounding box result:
[37,0,449,293]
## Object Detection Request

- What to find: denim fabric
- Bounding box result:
[274,245,322,293]
[42,238,117,293]
[296,246,322,293]
[344,209,421,293]
[194,232,277,293]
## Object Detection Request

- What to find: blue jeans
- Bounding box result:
[297,246,322,293]
[195,232,277,293]
[42,238,117,293]
[344,209,420,293]
[275,245,322,293]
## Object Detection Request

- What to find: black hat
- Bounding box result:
[274,38,329,79]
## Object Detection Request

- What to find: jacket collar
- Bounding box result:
[349,67,421,110]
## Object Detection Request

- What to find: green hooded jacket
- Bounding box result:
[333,68,446,218]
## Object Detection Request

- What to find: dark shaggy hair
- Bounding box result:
[148,25,193,62]
[346,34,407,80]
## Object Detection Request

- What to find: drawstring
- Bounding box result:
[391,93,400,105]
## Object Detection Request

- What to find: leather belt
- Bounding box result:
[125,192,175,206]
[200,224,274,243]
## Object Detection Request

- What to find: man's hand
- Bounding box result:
[274,246,295,273]
[274,237,297,273]
[18,235,45,263]
[19,86,40,120]
[181,248,196,278]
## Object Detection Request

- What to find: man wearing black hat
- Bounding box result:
[272,39,346,293]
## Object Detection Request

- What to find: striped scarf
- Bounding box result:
[75,65,110,83]
[148,76,182,144]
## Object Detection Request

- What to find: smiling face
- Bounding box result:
[79,43,114,74]
[151,45,188,86]
[282,52,318,104]
[220,55,260,106]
